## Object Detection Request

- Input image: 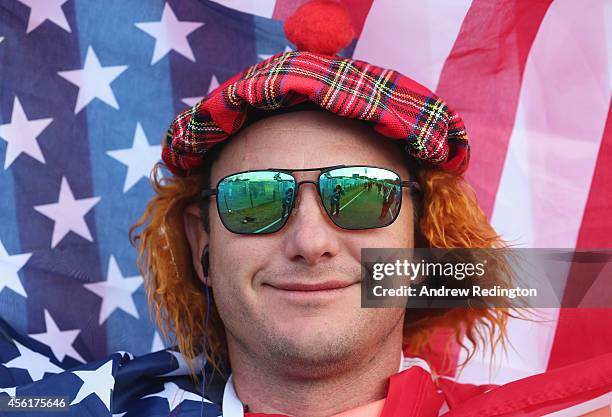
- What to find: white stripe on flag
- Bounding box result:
[542,392,612,417]
[210,0,276,18]
[352,0,473,92]
[607,2,612,89]
[456,308,560,385]
[491,0,611,249]
[459,0,612,385]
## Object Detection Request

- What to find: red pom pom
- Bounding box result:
[284,0,355,55]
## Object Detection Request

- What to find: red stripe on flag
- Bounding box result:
[548,99,612,371]
[422,0,552,378]
[571,99,612,250]
[272,0,308,20]
[435,0,552,218]
[404,328,461,378]
[272,0,373,37]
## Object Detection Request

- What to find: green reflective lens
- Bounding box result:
[217,171,295,234]
[319,167,401,230]
[214,166,404,234]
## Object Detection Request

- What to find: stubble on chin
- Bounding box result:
[252,307,405,380]
[220,261,404,378]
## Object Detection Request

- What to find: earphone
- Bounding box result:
[199,245,211,417]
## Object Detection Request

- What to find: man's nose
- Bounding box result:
[282,183,340,266]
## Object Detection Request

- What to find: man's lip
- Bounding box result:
[265,281,357,291]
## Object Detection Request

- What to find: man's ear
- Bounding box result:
[183,202,210,285]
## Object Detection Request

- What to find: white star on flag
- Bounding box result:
[135,3,204,64]
[150,332,166,352]
[113,351,134,361]
[57,46,128,113]
[5,340,63,381]
[0,387,16,396]
[17,0,71,34]
[0,97,53,169]
[161,350,203,376]
[0,240,31,298]
[83,256,142,325]
[33,177,101,248]
[181,96,203,107]
[70,360,114,411]
[259,45,293,61]
[106,123,161,193]
[181,75,220,107]
[143,382,209,412]
[0,37,4,43]
[209,74,220,92]
[29,310,85,363]
[161,351,205,377]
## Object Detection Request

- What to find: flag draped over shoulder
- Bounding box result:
[1,317,611,416]
[0,0,610,414]
[0,318,225,416]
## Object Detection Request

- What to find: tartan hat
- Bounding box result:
[162,2,470,177]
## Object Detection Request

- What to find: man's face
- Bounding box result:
[186,111,415,375]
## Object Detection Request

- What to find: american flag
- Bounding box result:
[0,0,610,415]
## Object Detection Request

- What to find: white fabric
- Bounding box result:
[221,351,429,417]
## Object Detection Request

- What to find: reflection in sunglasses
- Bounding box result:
[209,166,411,234]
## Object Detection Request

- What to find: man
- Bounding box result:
[379,183,396,221]
[185,110,419,416]
[129,1,612,416]
[280,187,294,218]
[329,184,345,216]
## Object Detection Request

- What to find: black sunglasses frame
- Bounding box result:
[201,164,421,235]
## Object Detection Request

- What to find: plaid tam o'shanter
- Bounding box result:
[163,51,470,176]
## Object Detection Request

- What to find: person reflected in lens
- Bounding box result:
[330,184,345,216]
[392,186,401,213]
[281,187,294,218]
[379,183,396,221]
